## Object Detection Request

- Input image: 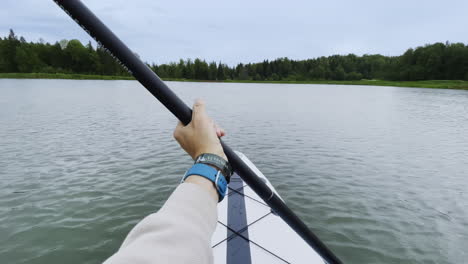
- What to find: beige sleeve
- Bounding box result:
[104,182,218,264]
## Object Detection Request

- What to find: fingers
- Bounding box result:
[192,98,208,123]
[188,99,227,138]
[214,123,226,138]
[218,127,226,138]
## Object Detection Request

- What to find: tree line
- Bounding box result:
[1,29,467,81]
[0,29,128,76]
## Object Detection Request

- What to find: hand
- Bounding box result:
[173,99,227,161]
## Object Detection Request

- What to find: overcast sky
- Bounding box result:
[1,0,467,65]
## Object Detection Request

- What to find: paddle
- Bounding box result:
[52,1,342,263]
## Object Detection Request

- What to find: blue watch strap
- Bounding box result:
[182,163,228,202]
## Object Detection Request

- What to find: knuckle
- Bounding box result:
[194,100,205,108]
[173,130,180,139]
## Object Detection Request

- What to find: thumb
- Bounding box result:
[192,98,207,123]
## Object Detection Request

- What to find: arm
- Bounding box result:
[104,99,227,264]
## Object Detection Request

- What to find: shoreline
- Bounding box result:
[1,73,467,90]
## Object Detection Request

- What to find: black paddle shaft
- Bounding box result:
[52,1,342,263]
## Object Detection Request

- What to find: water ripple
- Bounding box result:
[1,80,467,264]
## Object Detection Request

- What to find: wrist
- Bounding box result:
[194,153,233,183]
[182,163,229,202]
[193,150,227,161]
[184,175,218,202]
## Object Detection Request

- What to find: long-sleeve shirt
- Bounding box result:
[104,182,218,264]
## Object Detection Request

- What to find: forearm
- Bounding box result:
[104,182,218,264]
[185,175,219,202]
[105,99,227,264]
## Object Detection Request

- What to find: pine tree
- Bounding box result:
[216,62,226,80]
[208,62,217,80]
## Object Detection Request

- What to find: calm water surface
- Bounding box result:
[1,79,467,264]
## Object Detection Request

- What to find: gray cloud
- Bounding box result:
[1,0,467,65]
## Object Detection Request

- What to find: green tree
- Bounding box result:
[208,61,217,80]
[346,72,363,80]
[270,73,280,81]
[183,59,194,79]
[193,59,209,80]
[3,29,20,72]
[332,65,346,80]
[216,63,226,80]
[15,44,43,72]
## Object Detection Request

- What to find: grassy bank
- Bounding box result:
[242,79,468,90]
[1,73,467,90]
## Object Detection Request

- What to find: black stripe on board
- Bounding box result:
[221,219,290,264]
[227,174,252,264]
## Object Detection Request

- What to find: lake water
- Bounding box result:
[1,79,467,264]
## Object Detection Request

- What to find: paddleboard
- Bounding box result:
[212,151,326,263]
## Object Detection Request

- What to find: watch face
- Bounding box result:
[200,154,221,163]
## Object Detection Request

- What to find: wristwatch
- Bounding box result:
[194,153,233,183]
[182,163,228,202]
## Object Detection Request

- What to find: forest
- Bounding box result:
[1,29,467,82]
